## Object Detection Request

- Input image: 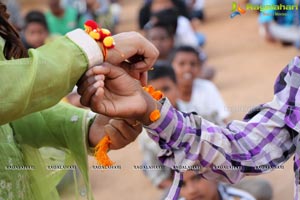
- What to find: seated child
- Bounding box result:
[170,45,229,125]
[259,0,300,46]
[144,17,176,66]
[144,11,214,79]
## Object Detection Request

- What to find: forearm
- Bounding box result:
[88,113,111,147]
[143,98,295,183]
[0,29,103,125]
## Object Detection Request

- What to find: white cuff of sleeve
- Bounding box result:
[66,29,103,67]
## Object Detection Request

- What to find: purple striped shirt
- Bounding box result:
[144,57,300,200]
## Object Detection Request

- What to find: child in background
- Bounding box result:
[84,0,115,32]
[138,0,190,30]
[258,0,300,46]
[171,45,229,125]
[179,170,255,200]
[144,19,176,65]
[21,11,49,49]
[146,7,204,48]
[61,0,87,14]
[145,9,214,80]
[46,0,84,35]
[148,65,179,108]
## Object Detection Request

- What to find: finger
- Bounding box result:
[119,61,133,74]
[104,123,127,150]
[76,67,94,88]
[90,63,126,79]
[77,74,104,95]
[80,80,104,107]
[90,87,105,113]
[119,61,139,80]
[110,119,142,142]
[134,41,159,70]
[108,32,159,69]
[95,87,105,98]
[131,60,152,71]
[119,62,148,86]
[140,71,148,86]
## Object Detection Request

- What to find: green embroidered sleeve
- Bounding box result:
[10,102,94,200]
[0,36,89,125]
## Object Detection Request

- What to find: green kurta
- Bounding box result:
[0,36,94,200]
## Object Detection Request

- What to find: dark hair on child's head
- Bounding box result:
[152,8,178,34]
[0,2,28,59]
[148,64,177,84]
[144,8,178,37]
[24,11,48,31]
[170,45,203,64]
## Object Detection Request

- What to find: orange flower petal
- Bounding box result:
[152,91,163,100]
[94,136,114,166]
[150,109,161,122]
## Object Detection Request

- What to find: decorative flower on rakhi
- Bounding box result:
[84,20,115,49]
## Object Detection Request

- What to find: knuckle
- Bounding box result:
[87,77,96,85]
[87,85,95,94]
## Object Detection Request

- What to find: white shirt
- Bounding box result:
[185,0,205,10]
[175,16,199,48]
[193,0,205,10]
[177,79,230,125]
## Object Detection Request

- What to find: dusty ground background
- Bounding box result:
[20,0,297,199]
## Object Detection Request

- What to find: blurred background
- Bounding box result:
[11,0,298,199]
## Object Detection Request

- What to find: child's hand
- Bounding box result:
[104,119,142,149]
[89,115,142,149]
[77,62,146,106]
[78,63,160,125]
[108,32,159,71]
[104,32,159,86]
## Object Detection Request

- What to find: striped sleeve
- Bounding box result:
[144,96,295,183]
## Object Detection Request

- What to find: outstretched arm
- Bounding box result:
[80,57,300,183]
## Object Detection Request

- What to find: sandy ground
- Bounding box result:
[20,0,297,199]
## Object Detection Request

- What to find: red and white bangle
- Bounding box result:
[66,29,104,67]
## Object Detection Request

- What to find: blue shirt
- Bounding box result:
[259,0,298,26]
